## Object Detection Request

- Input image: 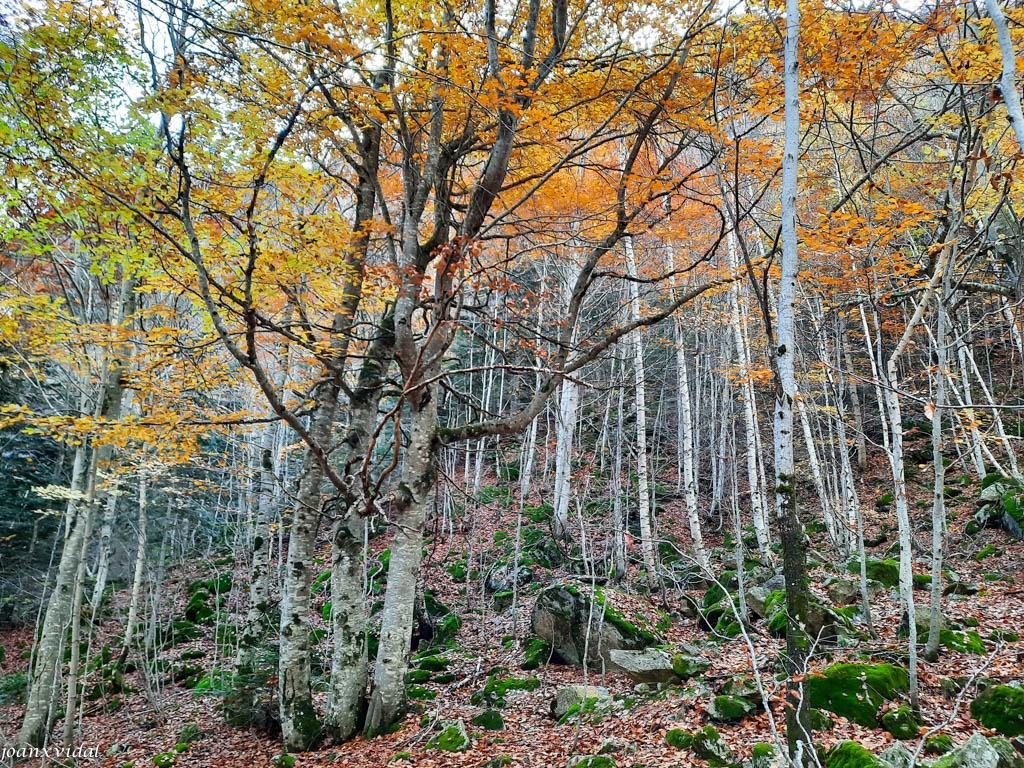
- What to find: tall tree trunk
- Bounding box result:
[775,0,813,758]
[232,424,278,725]
[984,0,1024,150]
[364,372,438,734]
[925,285,950,660]
[279,389,338,751]
[624,236,659,590]
[122,469,148,655]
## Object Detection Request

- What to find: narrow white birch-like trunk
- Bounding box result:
[610,377,628,581]
[552,264,580,540]
[88,482,120,624]
[552,373,579,540]
[925,283,950,659]
[795,397,839,545]
[122,468,148,655]
[959,333,1021,479]
[624,235,658,589]
[668,248,709,571]
[985,0,1024,150]
[882,245,950,711]
[727,222,772,557]
[956,334,988,476]
[776,0,813,757]
[676,331,709,571]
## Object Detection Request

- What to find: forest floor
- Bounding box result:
[1,460,1022,768]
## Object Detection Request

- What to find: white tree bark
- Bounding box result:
[624,235,659,589]
[985,0,1024,150]
[122,468,148,655]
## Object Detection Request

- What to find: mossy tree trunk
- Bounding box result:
[774,0,813,760]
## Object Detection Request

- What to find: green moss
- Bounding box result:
[447,560,468,582]
[556,697,606,725]
[752,743,775,760]
[433,614,462,646]
[593,587,659,644]
[971,684,1024,736]
[913,573,933,588]
[808,663,909,727]
[811,709,834,731]
[923,629,988,655]
[826,741,885,768]
[976,545,1001,561]
[989,630,1020,642]
[671,653,711,679]
[666,729,693,749]
[691,726,734,767]
[708,694,754,722]
[406,684,436,701]
[152,753,177,768]
[419,656,449,672]
[470,674,541,708]
[924,735,954,755]
[406,669,431,683]
[847,559,900,588]
[427,722,470,752]
[521,638,552,670]
[882,706,919,739]
[471,709,505,731]
[703,583,728,608]
[569,757,616,768]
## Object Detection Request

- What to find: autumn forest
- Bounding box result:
[1,0,1024,766]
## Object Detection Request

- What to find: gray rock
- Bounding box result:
[486,565,533,593]
[692,726,735,767]
[426,719,470,752]
[707,694,755,722]
[933,733,1023,768]
[530,583,663,666]
[551,685,611,719]
[761,574,786,592]
[609,648,678,684]
[879,743,913,768]
[827,579,860,606]
[745,586,769,618]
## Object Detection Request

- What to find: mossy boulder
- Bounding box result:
[751,743,783,768]
[566,757,616,768]
[530,584,663,666]
[932,733,1024,768]
[882,706,919,740]
[521,638,553,670]
[826,741,886,768]
[707,694,755,722]
[471,709,505,731]
[924,735,954,755]
[930,629,987,655]
[551,685,611,719]
[666,729,692,749]
[670,653,712,680]
[690,726,734,768]
[426,719,470,752]
[971,684,1024,736]
[808,663,909,727]
[471,674,541,708]
[418,656,449,672]
[609,648,682,685]
[847,558,900,588]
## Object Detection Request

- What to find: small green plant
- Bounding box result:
[0,672,27,704]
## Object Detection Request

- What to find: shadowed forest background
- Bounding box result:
[1,0,1024,766]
